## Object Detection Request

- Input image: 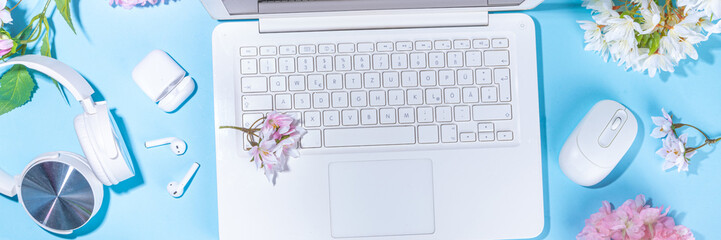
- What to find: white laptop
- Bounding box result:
[204,0,545,239]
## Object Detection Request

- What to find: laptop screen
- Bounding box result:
[222,0,524,15]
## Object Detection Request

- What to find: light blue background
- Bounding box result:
[0,0,720,239]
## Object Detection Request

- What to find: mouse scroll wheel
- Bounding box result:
[610,117,623,130]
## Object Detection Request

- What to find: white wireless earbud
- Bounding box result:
[145,137,187,155]
[167,162,199,198]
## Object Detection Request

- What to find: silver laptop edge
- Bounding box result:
[200,0,543,21]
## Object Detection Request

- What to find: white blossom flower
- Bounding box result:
[651,108,674,138]
[611,41,640,70]
[678,0,721,20]
[578,20,610,61]
[659,36,684,63]
[673,13,708,44]
[604,16,642,42]
[657,133,695,172]
[643,52,675,77]
[638,1,661,34]
[593,11,619,25]
[582,0,617,15]
[700,18,721,35]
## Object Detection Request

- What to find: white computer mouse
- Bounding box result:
[559,100,638,187]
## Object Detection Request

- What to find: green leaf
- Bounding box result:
[40,17,69,105]
[0,65,35,116]
[41,32,50,57]
[16,26,34,41]
[649,32,661,55]
[54,0,75,34]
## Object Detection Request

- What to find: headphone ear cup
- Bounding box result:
[74,113,113,186]
[75,102,135,186]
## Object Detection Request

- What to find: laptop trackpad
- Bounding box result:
[328,159,435,238]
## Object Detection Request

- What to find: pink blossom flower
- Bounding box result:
[109,0,159,9]
[608,200,646,240]
[243,112,304,183]
[261,111,295,139]
[0,39,12,56]
[651,108,674,138]
[673,226,695,239]
[577,195,694,240]
[248,139,278,169]
[639,207,664,225]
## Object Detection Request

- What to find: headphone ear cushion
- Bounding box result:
[74,113,113,186]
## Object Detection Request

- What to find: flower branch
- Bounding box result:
[671,123,721,153]
[652,108,720,172]
[220,112,305,183]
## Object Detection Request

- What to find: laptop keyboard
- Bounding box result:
[237,37,516,149]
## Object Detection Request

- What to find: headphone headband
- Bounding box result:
[0,55,96,113]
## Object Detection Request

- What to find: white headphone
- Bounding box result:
[0,55,134,234]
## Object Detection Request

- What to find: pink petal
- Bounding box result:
[0,39,13,56]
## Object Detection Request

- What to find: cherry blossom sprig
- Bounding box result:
[220,112,305,183]
[578,0,721,77]
[651,108,720,172]
[109,0,159,9]
[577,194,694,240]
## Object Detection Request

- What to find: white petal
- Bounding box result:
[678,133,689,144]
[656,147,669,157]
[662,108,673,122]
[651,116,668,126]
[0,10,12,24]
[662,159,675,170]
[650,128,668,138]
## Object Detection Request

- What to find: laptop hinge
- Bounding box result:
[259,9,489,33]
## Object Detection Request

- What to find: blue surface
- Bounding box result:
[0,0,720,239]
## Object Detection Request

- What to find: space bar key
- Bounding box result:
[324,126,416,147]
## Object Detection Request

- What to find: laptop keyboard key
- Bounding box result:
[441,124,458,143]
[240,59,257,74]
[300,129,322,148]
[495,68,512,102]
[241,76,267,93]
[324,126,416,147]
[492,38,509,48]
[241,95,272,111]
[485,50,510,66]
[417,125,439,143]
[472,104,512,121]
[240,47,257,56]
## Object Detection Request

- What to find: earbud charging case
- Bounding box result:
[132,50,195,112]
